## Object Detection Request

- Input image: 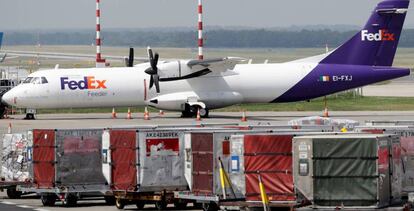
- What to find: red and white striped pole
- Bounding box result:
[96,0,106,67]
[197,0,204,60]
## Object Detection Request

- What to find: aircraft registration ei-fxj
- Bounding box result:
[1,0,411,119]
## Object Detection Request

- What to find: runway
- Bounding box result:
[3,111,414,135]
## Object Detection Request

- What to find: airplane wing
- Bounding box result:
[187,57,247,72]
[3,50,148,63]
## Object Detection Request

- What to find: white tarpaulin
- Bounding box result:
[0,133,30,182]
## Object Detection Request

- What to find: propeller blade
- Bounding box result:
[154,53,159,67]
[149,76,154,89]
[128,48,134,67]
[154,74,160,93]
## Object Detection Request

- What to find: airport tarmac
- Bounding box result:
[3,111,414,134]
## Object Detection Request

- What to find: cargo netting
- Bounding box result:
[0,133,30,182]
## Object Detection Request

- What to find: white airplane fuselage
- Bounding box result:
[6,61,317,111]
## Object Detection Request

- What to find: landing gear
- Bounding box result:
[24,113,35,120]
[24,108,36,120]
[181,104,209,118]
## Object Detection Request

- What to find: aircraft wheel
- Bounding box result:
[199,108,209,118]
[24,113,35,120]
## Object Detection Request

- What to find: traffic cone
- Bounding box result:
[112,108,117,119]
[241,111,247,122]
[323,107,329,118]
[144,107,150,120]
[196,109,201,121]
[126,108,132,119]
[159,110,165,116]
[7,123,12,134]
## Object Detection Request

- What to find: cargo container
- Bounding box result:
[355,126,414,194]
[0,133,31,199]
[293,134,403,209]
[19,129,110,207]
[103,128,212,210]
[177,131,337,211]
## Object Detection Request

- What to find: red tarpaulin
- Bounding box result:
[33,130,55,188]
[244,135,295,201]
[110,130,137,191]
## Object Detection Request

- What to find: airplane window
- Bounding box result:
[41,77,48,84]
[23,77,33,84]
[32,77,41,84]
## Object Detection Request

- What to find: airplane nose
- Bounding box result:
[1,90,14,106]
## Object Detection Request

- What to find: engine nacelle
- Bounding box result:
[157,60,209,81]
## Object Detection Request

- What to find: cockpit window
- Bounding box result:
[32,77,41,84]
[23,77,33,84]
[41,77,48,84]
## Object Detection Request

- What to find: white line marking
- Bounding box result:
[17,205,33,209]
[1,201,16,205]
[34,209,50,211]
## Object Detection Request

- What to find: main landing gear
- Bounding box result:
[181,104,209,118]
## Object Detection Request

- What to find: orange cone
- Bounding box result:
[159,110,165,116]
[323,107,329,118]
[112,108,117,119]
[144,107,150,120]
[126,108,132,119]
[196,109,201,121]
[7,123,12,134]
[241,111,247,122]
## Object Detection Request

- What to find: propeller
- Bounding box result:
[145,47,160,93]
[126,48,134,67]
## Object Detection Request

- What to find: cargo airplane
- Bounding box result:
[1,0,411,119]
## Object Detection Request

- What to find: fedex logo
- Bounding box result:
[60,76,107,90]
[361,29,395,41]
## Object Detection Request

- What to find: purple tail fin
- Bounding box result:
[321,0,410,66]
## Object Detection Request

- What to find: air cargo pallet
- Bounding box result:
[17,184,112,207]
[112,190,189,210]
[175,191,301,211]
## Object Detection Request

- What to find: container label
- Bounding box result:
[231,156,240,172]
[299,152,308,159]
[146,138,179,156]
[299,143,308,151]
[102,149,108,163]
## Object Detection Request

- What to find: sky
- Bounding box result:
[0,0,413,31]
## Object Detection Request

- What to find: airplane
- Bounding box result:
[1,0,411,120]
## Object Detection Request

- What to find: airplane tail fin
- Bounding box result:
[321,0,410,67]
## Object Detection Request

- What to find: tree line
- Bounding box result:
[3,29,414,48]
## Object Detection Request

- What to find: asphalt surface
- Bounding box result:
[4,111,414,134]
[2,111,414,211]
